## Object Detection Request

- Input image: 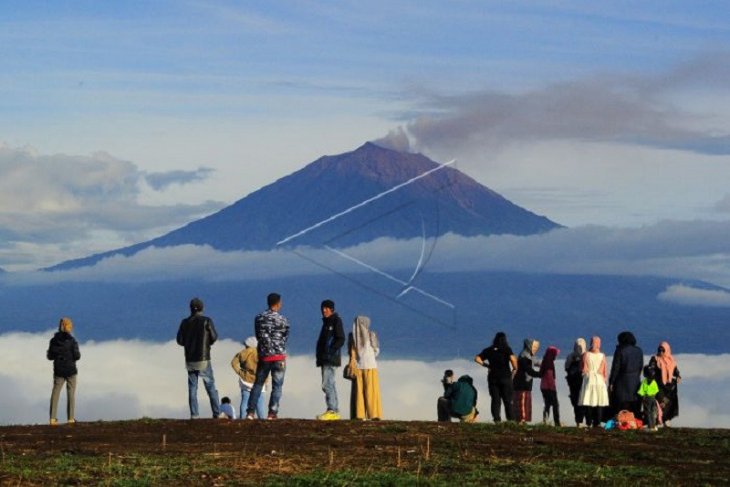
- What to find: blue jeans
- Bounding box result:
[240,386,266,419]
[321,365,339,412]
[187,363,220,418]
[248,360,285,416]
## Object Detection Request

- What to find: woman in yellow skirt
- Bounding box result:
[348,315,382,420]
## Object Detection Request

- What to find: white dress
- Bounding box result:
[578,352,609,407]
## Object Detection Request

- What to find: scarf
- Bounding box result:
[654,341,677,385]
[565,337,586,370]
[539,346,560,376]
[353,315,375,357]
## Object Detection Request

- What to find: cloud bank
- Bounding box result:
[5,218,730,289]
[2,332,727,428]
[658,284,730,307]
[0,144,224,270]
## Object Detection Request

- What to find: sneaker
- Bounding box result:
[317,410,341,421]
[267,412,278,420]
[67,419,76,424]
[245,413,255,420]
[49,418,58,426]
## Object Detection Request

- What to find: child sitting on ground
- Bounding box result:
[637,365,659,431]
[218,396,236,419]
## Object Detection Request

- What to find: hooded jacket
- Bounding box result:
[608,332,644,404]
[539,346,560,391]
[176,314,218,363]
[513,339,541,391]
[47,331,80,378]
[316,312,345,367]
[445,375,478,416]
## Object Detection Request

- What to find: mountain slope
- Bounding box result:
[49,142,559,270]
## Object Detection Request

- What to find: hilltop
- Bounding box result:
[0,419,728,485]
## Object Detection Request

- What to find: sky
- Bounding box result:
[3,331,729,427]
[2,1,730,271]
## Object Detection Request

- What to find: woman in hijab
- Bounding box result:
[565,338,587,427]
[649,341,681,426]
[608,331,644,418]
[578,336,609,427]
[512,339,540,423]
[347,316,382,420]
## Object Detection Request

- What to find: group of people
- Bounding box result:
[46,300,681,431]
[436,331,681,430]
[174,294,383,421]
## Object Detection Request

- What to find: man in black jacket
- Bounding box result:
[177,297,220,419]
[315,299,345,420]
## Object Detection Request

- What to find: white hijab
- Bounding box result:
[353,315,379,369]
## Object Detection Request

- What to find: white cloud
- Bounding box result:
[1,331,727,428]
[658,284,730,307]
[0,144,224,270]
[6,218,730,288]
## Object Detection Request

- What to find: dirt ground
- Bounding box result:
[1,419,729,485]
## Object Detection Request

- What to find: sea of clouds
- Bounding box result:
[2,331,728,428]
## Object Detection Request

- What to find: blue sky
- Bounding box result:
[1,1,730,270]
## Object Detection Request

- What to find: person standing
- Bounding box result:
[231,336,266,419]
[637,365,660,431]
[348,315,382,420]
[578,336,609,427]
[539,346,561,426]
[513,339,541,423]
[47,317,81,425]
[565,338,587,427]
[176,297,220,419]
[315,299,345,421]
[246,293,290,420]
[474,332,518,423]
[608,331,644,417]
[648,341,681,426]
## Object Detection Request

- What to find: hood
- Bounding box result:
[544,346,560,362]
[457,375,474,385]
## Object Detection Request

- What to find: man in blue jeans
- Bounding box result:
[247,293,290,420]
[176,297,220,418]
[315,299,345,420]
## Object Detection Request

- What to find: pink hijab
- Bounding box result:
[655,341,677,385]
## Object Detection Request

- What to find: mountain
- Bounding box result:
[48,142,559,270]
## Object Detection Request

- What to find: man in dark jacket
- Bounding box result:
[443,375,479,422]
[47,317,81,425]
[315,299,345,420]
[177,297,220,419]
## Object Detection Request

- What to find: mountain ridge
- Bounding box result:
[47,142,560,270]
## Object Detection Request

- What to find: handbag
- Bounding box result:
[343,364,356,380]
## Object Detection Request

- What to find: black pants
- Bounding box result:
[541,389,560,425]
[437,396,451,422]
[567,374,586,425]
[488,375,514,422]
[585,406,603,427]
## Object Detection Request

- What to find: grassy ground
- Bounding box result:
[0,419,728,485]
